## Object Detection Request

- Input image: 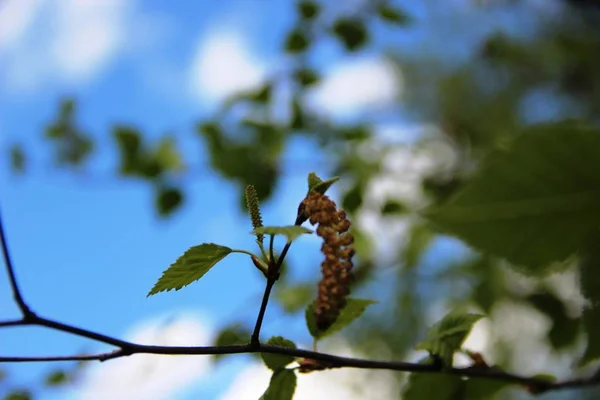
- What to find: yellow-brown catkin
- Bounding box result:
[302,191,354,331]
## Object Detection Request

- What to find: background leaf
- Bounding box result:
[259,369,297,400]
[306,298,377,340]
[155,186,184,217]
[212,324,251,363]
[148,244,232,296]
[416,311,483,367]
[253,226,313,242]
[261,336,297,370]
[425,121,600,274]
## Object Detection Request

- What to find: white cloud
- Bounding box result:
[309,58,402,119]
[219,342,398,400]
[0,0,40,49]
[76,312,214,400]
[0,0,131,93]
[189,30,266,103]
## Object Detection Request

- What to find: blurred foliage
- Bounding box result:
[7,0,600,398]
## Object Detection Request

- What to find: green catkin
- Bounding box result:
[245,185,264,244]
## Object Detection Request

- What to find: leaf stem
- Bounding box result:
[251,278,276,345]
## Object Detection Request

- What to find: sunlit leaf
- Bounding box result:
[261,336,297,370]
[260,369,297,400]
[148,244,232,296]
[425,120,600,274]
[416,311,483,367]
[155,136,184,172]
[306,298,378,340]
[253,226,313,242]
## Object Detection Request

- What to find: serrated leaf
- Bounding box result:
[332,18,368,51]
[261,336,297,370]
[377,4,411,25]
[403,371,464,400]
[425,121,600,275]
[306,298,377,340]
[260,369,297,400]
[253,226,313,242]
[45,369,68,386]
[156,186,183,216]
[148,244,232,296]
[416,311,483,367]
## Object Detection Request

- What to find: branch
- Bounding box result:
[0,331,598,394]
[0,205,33,316]
[2,198,600,396]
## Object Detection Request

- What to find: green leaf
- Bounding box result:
[381,200,406,214]
[309,176,340,196]
[253,226,313,242]
[332,18,368,51]
[341,183,364,213]
[114,126,143,175]
[155,136,184,172]
[297,1,319,20]
[527,292,580,349]
[156,186,184,216]
[306,298,378,340]
[45,369,68,386]
[425,120,600,274]
[4,390,32,400]
[148,244,232,296]
[403,370,464,400]
[9,144,26,173]
[276,283,314,313]
[376,4,411,25]
[580,243,600,365]
[284,28,310,53]
[261,336,297,370]
[464,377,512,399]
[401,223,434,269]
[213,324,251,362]
[293,68,320,87]
[260,369,297,400]
[416,311,483,367]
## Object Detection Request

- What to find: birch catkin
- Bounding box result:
[302,191,354,331]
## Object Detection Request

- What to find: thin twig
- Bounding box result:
[251,278,275,345]
[0,206,33,316]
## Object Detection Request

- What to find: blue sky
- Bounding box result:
[0,0,573,399]
[0,0,416,398]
